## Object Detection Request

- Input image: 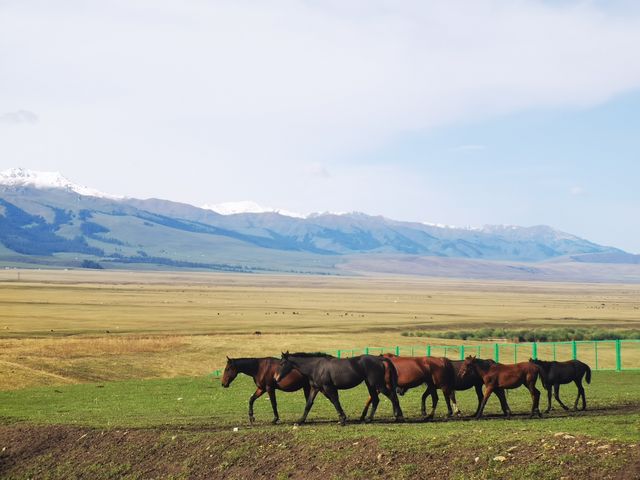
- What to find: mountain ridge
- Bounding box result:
[1,168,636,279]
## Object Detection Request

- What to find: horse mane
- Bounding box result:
[287,352,334,358]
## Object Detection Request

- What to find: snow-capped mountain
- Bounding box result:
[202,201,305,219]
[0,168,123,200]
[0,167,634,278]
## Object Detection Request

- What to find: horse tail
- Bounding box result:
[585,364,591,384]
[382,357,399,394]
[442,357,457,391]
[534,363,548,387]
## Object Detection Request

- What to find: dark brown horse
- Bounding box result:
[459,356,543,419]
[221,356,309,424]
[451,358,509,417]
[360,354,460,421]
[530,358,591,412]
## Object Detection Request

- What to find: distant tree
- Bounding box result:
[81,259,104,269]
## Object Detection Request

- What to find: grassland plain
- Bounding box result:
[1,269,639,478]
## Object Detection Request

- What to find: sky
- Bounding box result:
[1,0,639,252]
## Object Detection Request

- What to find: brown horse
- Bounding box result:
[459,356,542,419]
[450,358,509,417]
[222,356,309,424]
[360,354,460,421]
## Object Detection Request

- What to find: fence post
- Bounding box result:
[572,340,577,360]
[365,346,369,355]
[426,345,431,356]
[615,340,622,372]
[337,349,341,358]
[395,345,400,356]
[460,345,465,360]
[532,342,538,360]
[553,342,556,361]
[494,343,499,362]
[594,342,598,371]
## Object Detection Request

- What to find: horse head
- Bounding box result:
[221,357,238,388]
[275,352,294,382]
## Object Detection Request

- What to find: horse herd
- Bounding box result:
[221,352,592,426]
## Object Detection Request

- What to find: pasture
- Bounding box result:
[0,269,639,478]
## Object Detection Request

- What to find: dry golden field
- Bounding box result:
[1,269,639,390]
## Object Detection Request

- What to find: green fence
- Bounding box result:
[331,339,640,372]
[211,339,640,377]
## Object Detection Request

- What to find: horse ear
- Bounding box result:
[226,356,230,361]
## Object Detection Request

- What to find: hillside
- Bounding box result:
[1,168,638,280]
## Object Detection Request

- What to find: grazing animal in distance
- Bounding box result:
[221,356,309,424]
[276,352,404,426]
[529,358,591,412]
[459,356,543,419]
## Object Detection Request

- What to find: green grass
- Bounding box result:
[1,371,638,442]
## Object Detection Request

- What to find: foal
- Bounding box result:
[222,357,309,424]
[460,356,543,419]
[276,352,404,426]
[529,358,591,412]
[360,354,460,420]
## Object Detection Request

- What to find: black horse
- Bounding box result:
[529,358,591,412]
[451,358,510,417]
[276,352,404,425]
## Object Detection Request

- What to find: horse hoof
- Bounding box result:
[272,418,280,425]
[395,416,405,423]
[249,416,255,424]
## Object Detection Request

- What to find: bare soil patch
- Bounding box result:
[1,424,638,479]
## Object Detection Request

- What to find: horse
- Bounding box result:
[529,358,591,412]
[360,354,460,421]
[450,358,509,417]
[221,356,310,424]
[276,352,404,426]
[459,356,543,419]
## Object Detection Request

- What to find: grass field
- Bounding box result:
[1,269,639,478]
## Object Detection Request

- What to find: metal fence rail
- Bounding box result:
[211,339,640,377]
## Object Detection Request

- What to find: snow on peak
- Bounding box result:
[0,168,123,199]
[202,201,305,218]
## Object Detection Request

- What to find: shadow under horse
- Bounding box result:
[460,356,543,419]
[276,352,404,426]
[530,358,591,412]
[361,353,460,421]
[222,357,310,424]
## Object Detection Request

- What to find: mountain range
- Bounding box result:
[1,168,638,281]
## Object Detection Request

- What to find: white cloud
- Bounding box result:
[0,110,38,125]
[0,1,639,212]
[570,186,586,196]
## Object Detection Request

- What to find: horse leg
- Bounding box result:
[248,388,265,424]
[529,384,542,418]
[363,384,380,423]
[495,388,511,419]
[476,385,493,419]
[421,385,437,419]
[576,380,586,411]
[360,395,373,422]
[298,387,319,425]
[379,383,404,422]
[473,384,484,417]
[554,384,569,411]
[573,380,583,410]
[267,388,280,424]
[323,386,347,426]
[545,384,552,413]
[443,387,461,418]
